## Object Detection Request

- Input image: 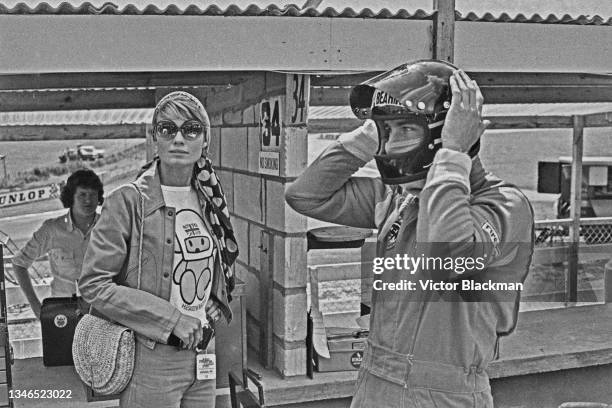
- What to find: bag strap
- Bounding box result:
[129,182,144,290]
[88,182,144,317]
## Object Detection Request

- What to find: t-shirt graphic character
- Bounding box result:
[173,209,214,305]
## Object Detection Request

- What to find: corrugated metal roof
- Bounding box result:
[0,109,153,126]
[320,0,612,20]
[1,1,610,24]
[0,2,433,17]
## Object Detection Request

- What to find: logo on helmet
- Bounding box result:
[372,90,402,108]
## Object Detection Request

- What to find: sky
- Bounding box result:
[2,0,611,19]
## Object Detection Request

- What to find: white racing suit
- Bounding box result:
[285,125,534,408]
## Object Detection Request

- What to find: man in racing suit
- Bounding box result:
[285,61,534,407]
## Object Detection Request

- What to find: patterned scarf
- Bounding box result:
[193,155,239,299]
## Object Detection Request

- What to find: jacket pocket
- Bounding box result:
[413,389,475,408]
[353,372,407,408]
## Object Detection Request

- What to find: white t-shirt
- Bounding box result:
[161,185,216,326]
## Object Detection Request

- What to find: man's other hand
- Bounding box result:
[337,119,379,162]
[441,70,490,153]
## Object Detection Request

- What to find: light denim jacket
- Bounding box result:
[79,163,232,349]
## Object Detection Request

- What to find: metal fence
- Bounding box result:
[535,217,612,246]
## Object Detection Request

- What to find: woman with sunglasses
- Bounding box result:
[79,91,239,408]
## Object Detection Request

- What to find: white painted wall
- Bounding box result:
[0,16,431,73]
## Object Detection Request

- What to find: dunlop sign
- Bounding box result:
[0,183,60,208]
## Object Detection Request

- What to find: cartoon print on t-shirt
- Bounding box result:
[173,209,214,305]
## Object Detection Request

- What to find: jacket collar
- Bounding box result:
[64,209,75,232]
[133,161,211,216]
[396,156,489,196]
[470,157,486,187]
[132,162,166,216]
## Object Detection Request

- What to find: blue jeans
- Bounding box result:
[120,341,216,408]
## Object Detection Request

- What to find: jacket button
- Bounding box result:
[168,210,174,216]
[166,239,172,244]
[163,272,170,278]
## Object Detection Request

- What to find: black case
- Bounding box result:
[40,296,82,367]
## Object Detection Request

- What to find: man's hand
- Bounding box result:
[172,314,203,350]
[441,70,490,153]
[360,119,378,146]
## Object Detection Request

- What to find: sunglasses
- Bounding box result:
[155,120,205,141]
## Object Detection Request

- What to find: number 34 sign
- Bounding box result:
[260,97,281,152]
[259,74,308,152]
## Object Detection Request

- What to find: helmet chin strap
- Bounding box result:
[399,179,425,193]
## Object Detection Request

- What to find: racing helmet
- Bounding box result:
[350,59,480,184]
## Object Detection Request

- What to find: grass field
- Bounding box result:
[0,138,144,179]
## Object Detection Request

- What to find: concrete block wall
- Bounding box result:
[196,72,310,376]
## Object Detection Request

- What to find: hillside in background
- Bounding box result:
[0,139,145,190]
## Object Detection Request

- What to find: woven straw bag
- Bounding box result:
[72,314,135,394]
[72,182,144,395]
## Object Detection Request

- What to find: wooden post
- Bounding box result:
[361,240,376,315]
[433,0,455,62]
[567,115,584,303]
[605,260,612,303]
[0,244,14,408]
[145,124,156,162]
[0,155,5,182]
[259,230,274,368]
